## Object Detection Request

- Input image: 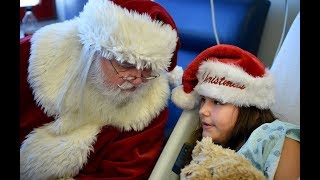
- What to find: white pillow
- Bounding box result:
[270,12,300,126]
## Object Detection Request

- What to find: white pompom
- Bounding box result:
[171,86,199,110]
[167,66,183,87]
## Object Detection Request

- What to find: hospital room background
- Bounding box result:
[20,0,300,179]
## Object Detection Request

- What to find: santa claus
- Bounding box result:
[20,0,182,179]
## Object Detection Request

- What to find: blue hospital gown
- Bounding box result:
[237,120,300,180]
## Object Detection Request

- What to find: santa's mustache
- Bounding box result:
[117,82,136,90]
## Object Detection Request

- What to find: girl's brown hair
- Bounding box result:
[224,107,276,150]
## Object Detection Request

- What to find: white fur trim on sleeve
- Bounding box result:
[20,122,100,180]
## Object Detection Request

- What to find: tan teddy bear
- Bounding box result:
[180,137,266,180]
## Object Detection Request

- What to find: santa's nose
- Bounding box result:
[129,69,144,85]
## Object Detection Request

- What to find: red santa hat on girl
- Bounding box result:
[171,44,275,110]
[77,0,182,86]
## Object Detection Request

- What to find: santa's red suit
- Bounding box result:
[20,0,182,179]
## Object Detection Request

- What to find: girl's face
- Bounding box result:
[199,96,239,146]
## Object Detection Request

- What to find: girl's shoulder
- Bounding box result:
[237,120,300,179]
[254,120,300,142]
[239,120,300,154]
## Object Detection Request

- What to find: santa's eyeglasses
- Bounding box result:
[109,60,159,81]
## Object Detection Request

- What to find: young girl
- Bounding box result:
[172,44,300,180]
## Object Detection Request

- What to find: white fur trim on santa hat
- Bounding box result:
[77,0,178,71]
[171,85,200,110]
[195,61,275,109]
[167,65,183,87]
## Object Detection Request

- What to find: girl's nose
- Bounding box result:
[199,99,211,117]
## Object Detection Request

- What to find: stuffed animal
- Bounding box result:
[180,137,266,180]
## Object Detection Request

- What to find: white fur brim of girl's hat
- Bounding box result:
[171,44,275,110]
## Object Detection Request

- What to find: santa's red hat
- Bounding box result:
[171,44,275,110]
[77,0,182,86]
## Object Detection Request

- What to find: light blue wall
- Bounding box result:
[55,0,88,21]
[53,0,300,68]
[257,0,300,68]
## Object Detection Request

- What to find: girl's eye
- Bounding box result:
[200,96,224,106]
[213,100,224,105]
[200,96,206,103]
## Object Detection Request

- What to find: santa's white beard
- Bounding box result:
[88,60,152,107]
